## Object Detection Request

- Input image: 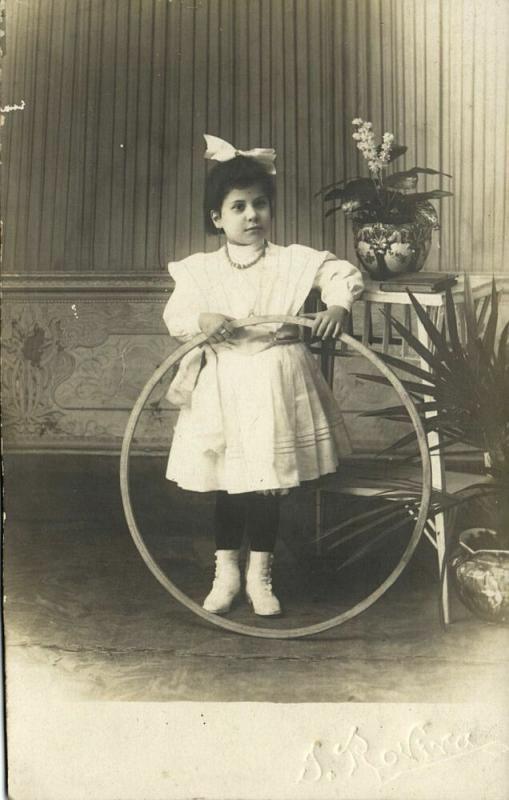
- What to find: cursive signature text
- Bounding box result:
[299,722,508,785]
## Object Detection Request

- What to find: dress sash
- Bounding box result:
[167,326,302,455]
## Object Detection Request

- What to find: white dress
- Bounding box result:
[163,241,364,494]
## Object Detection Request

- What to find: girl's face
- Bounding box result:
[211,183,272,246]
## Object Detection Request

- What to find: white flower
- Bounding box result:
[351,118,396,177]
[378,139,393,165]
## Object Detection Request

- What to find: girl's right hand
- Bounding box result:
[198,313,235,343]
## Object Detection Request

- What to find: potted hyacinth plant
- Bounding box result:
[318,119,453,279]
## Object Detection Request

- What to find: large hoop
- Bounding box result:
[120,316,432,639]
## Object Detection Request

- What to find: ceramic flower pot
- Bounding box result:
[450,528,509,624]
[352,219,433,279]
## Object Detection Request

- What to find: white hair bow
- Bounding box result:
[204,134,276,174]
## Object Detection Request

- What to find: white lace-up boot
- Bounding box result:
[202,550,241,614]
[245,551,282,616]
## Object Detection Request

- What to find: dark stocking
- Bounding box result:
[214,491,280,552]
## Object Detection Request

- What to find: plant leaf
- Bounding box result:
[408,190,454,201]
[393,166,453,178]
[463,273,479,351]
[497,321,509,372]
[379,428,422,453]
[444,286,462,355]
[323,188,346,201]
[319,502,406,546]
[334,518,412,571]
[380,421,472,455]
[314,176,364,197]
[360,401,440,418]
[378,351,440,381]
[315,498,396,541]
[378,346,447,383]
[384,174,418,190]
[424,433,478,454]
[324,205,344,218]
[384,167,453,191]
[328,506,410,551]
[406,290,457,367]
[380,308,452,374]
[482,277,499,356]
[323,177,375,202]
[339,178,378,206]
[354,372,434,397]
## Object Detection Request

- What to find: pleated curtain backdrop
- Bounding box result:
[2,0,508,274]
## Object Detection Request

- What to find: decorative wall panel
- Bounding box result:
[1,277,179,452]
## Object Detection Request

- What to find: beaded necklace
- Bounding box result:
[224,240,267,270]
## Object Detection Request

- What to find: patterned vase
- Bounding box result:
[450,528,509,624]
[352,219,433,279]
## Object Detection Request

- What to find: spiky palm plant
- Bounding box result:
[314,276,508,579]
[357,275,509,525]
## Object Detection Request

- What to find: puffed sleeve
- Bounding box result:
[312,255,364,312]
[163,261,204,341]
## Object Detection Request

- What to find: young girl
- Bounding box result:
[163,134,364,617]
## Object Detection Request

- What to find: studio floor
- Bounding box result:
[3,454,509,703]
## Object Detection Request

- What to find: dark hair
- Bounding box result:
[203,155,275,235]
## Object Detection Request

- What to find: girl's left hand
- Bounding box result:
[311,305,348,339]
